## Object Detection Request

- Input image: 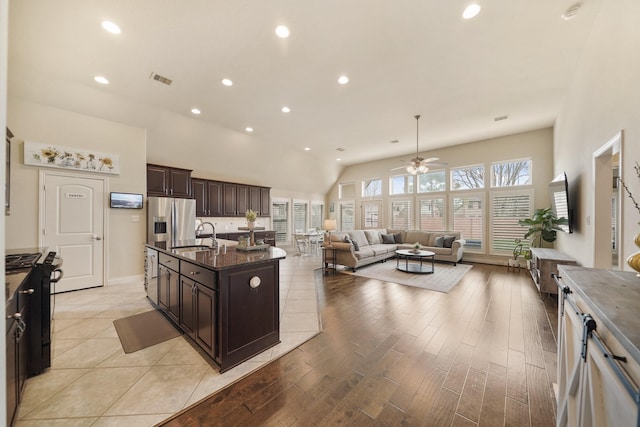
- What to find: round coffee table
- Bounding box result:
[396,249,435,274]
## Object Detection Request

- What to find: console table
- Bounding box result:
[529,248,577,295]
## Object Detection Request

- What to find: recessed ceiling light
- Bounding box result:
[338,75,349,85]
[94,76,109,85]
[304,147,311,151]
[561,3,581,20]
[221,78,233,86]
[191,108,201,115]
[462,4,481,19]
[101,21,121,34]
[275,25,290,38]
[245,127,253,132]
[281,106,291,113]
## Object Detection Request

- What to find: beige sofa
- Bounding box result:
[324,228,466,271]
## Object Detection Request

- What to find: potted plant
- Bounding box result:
[518,208,568,248]
[411,242,421,253]
[509,239,523,267]
[245,209,257,229]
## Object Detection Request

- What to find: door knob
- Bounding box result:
[92,234,102,241]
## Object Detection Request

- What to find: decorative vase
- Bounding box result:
[247,221,255,230]
[627,222,640,277]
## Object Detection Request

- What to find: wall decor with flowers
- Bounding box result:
[24,141,120,175]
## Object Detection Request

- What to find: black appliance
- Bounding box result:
[5,250,63,376]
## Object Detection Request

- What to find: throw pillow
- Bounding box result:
[381,233,395,244]
[393,233,403,243]
[344,236,360,251]
[434,236,445,248]
[443,235,456,248]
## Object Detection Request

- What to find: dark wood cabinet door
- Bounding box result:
[223,263,278,359]
[195,284,216,358]
[179,277,196,337]
[6,321,18,427]
[167,270,180,323]
[260,187,271,217]
[223,183,237,216]
[147,165,169,197]
[192,179,207,216]
[207,181,223,217]
[170,168,192,198]
[236,185,249,216]
[158,265,170,311]
[249,186,261,214]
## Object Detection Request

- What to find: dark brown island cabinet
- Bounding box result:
[150,243,285,372]
[146,164,192,198]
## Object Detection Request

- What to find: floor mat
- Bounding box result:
[113,310,182,353]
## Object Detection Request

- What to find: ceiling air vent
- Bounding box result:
[494,115,508,122]
[149,72,172,86]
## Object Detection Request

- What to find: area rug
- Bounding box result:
[341,261,473,293]
[113,310,182,353]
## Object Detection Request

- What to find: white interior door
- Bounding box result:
[41,172,106,293]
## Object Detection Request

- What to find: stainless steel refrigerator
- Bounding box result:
[147,197,196,246]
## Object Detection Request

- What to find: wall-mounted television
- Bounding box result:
[549,172,573,233]
[110,192,143,209]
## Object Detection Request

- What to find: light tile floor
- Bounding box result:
[16,250,322,427]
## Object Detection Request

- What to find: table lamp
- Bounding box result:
[323,219,337,247]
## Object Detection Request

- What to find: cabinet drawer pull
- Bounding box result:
[190,271,199,275]
[249,276,261,288]
[20,288,35,295]
[7,312,21,320]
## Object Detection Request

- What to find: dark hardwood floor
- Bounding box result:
[159,263,558,427]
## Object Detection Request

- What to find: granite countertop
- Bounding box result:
[147,239,287,271]
[558,264,640,365]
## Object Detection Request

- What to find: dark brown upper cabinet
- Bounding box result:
[147,164,192,198]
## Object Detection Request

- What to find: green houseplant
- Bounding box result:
[518,207,568,248]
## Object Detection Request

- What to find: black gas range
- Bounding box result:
[5,248,63,376]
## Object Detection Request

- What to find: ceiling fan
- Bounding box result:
[392,115,447,175]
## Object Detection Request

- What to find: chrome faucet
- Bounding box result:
[195,222,217,247]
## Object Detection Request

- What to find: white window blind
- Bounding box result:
[310,202,324,230]
[489,190,533,255]
[272,200,289,243]
[418,198,445,230]
[293,201,308,232]
[390,199,412,229]
[452,193,484,251]
[340,202,355,231]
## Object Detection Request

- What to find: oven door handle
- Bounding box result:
[50,268,64,283]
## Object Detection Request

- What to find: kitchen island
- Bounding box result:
[146,240,286,372]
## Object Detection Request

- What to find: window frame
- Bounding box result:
[417,169,447,193]
[450,191,485,253]
[451,164,485,191]
[362,177,383,198]
[489,189,534,256]
[389,174,415,196]
[490,158,533,188]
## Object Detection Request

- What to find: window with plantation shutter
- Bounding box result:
[310,202,324,230]
[390,199,412,229]
[452,193,484,251]
[340,202,355,231]
[362,201,382,228]
[417,197,445,230]
[272,200,289,244]
[293,201,308,232]
[489,189,534,255]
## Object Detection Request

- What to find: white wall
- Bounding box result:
[1,0,9,421]
[554,0,640,269]
[6,98,147,279]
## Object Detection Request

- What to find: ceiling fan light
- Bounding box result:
[406,165,417,175]
[418,164,428,173]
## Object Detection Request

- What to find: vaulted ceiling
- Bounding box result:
[8,0,602,169]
